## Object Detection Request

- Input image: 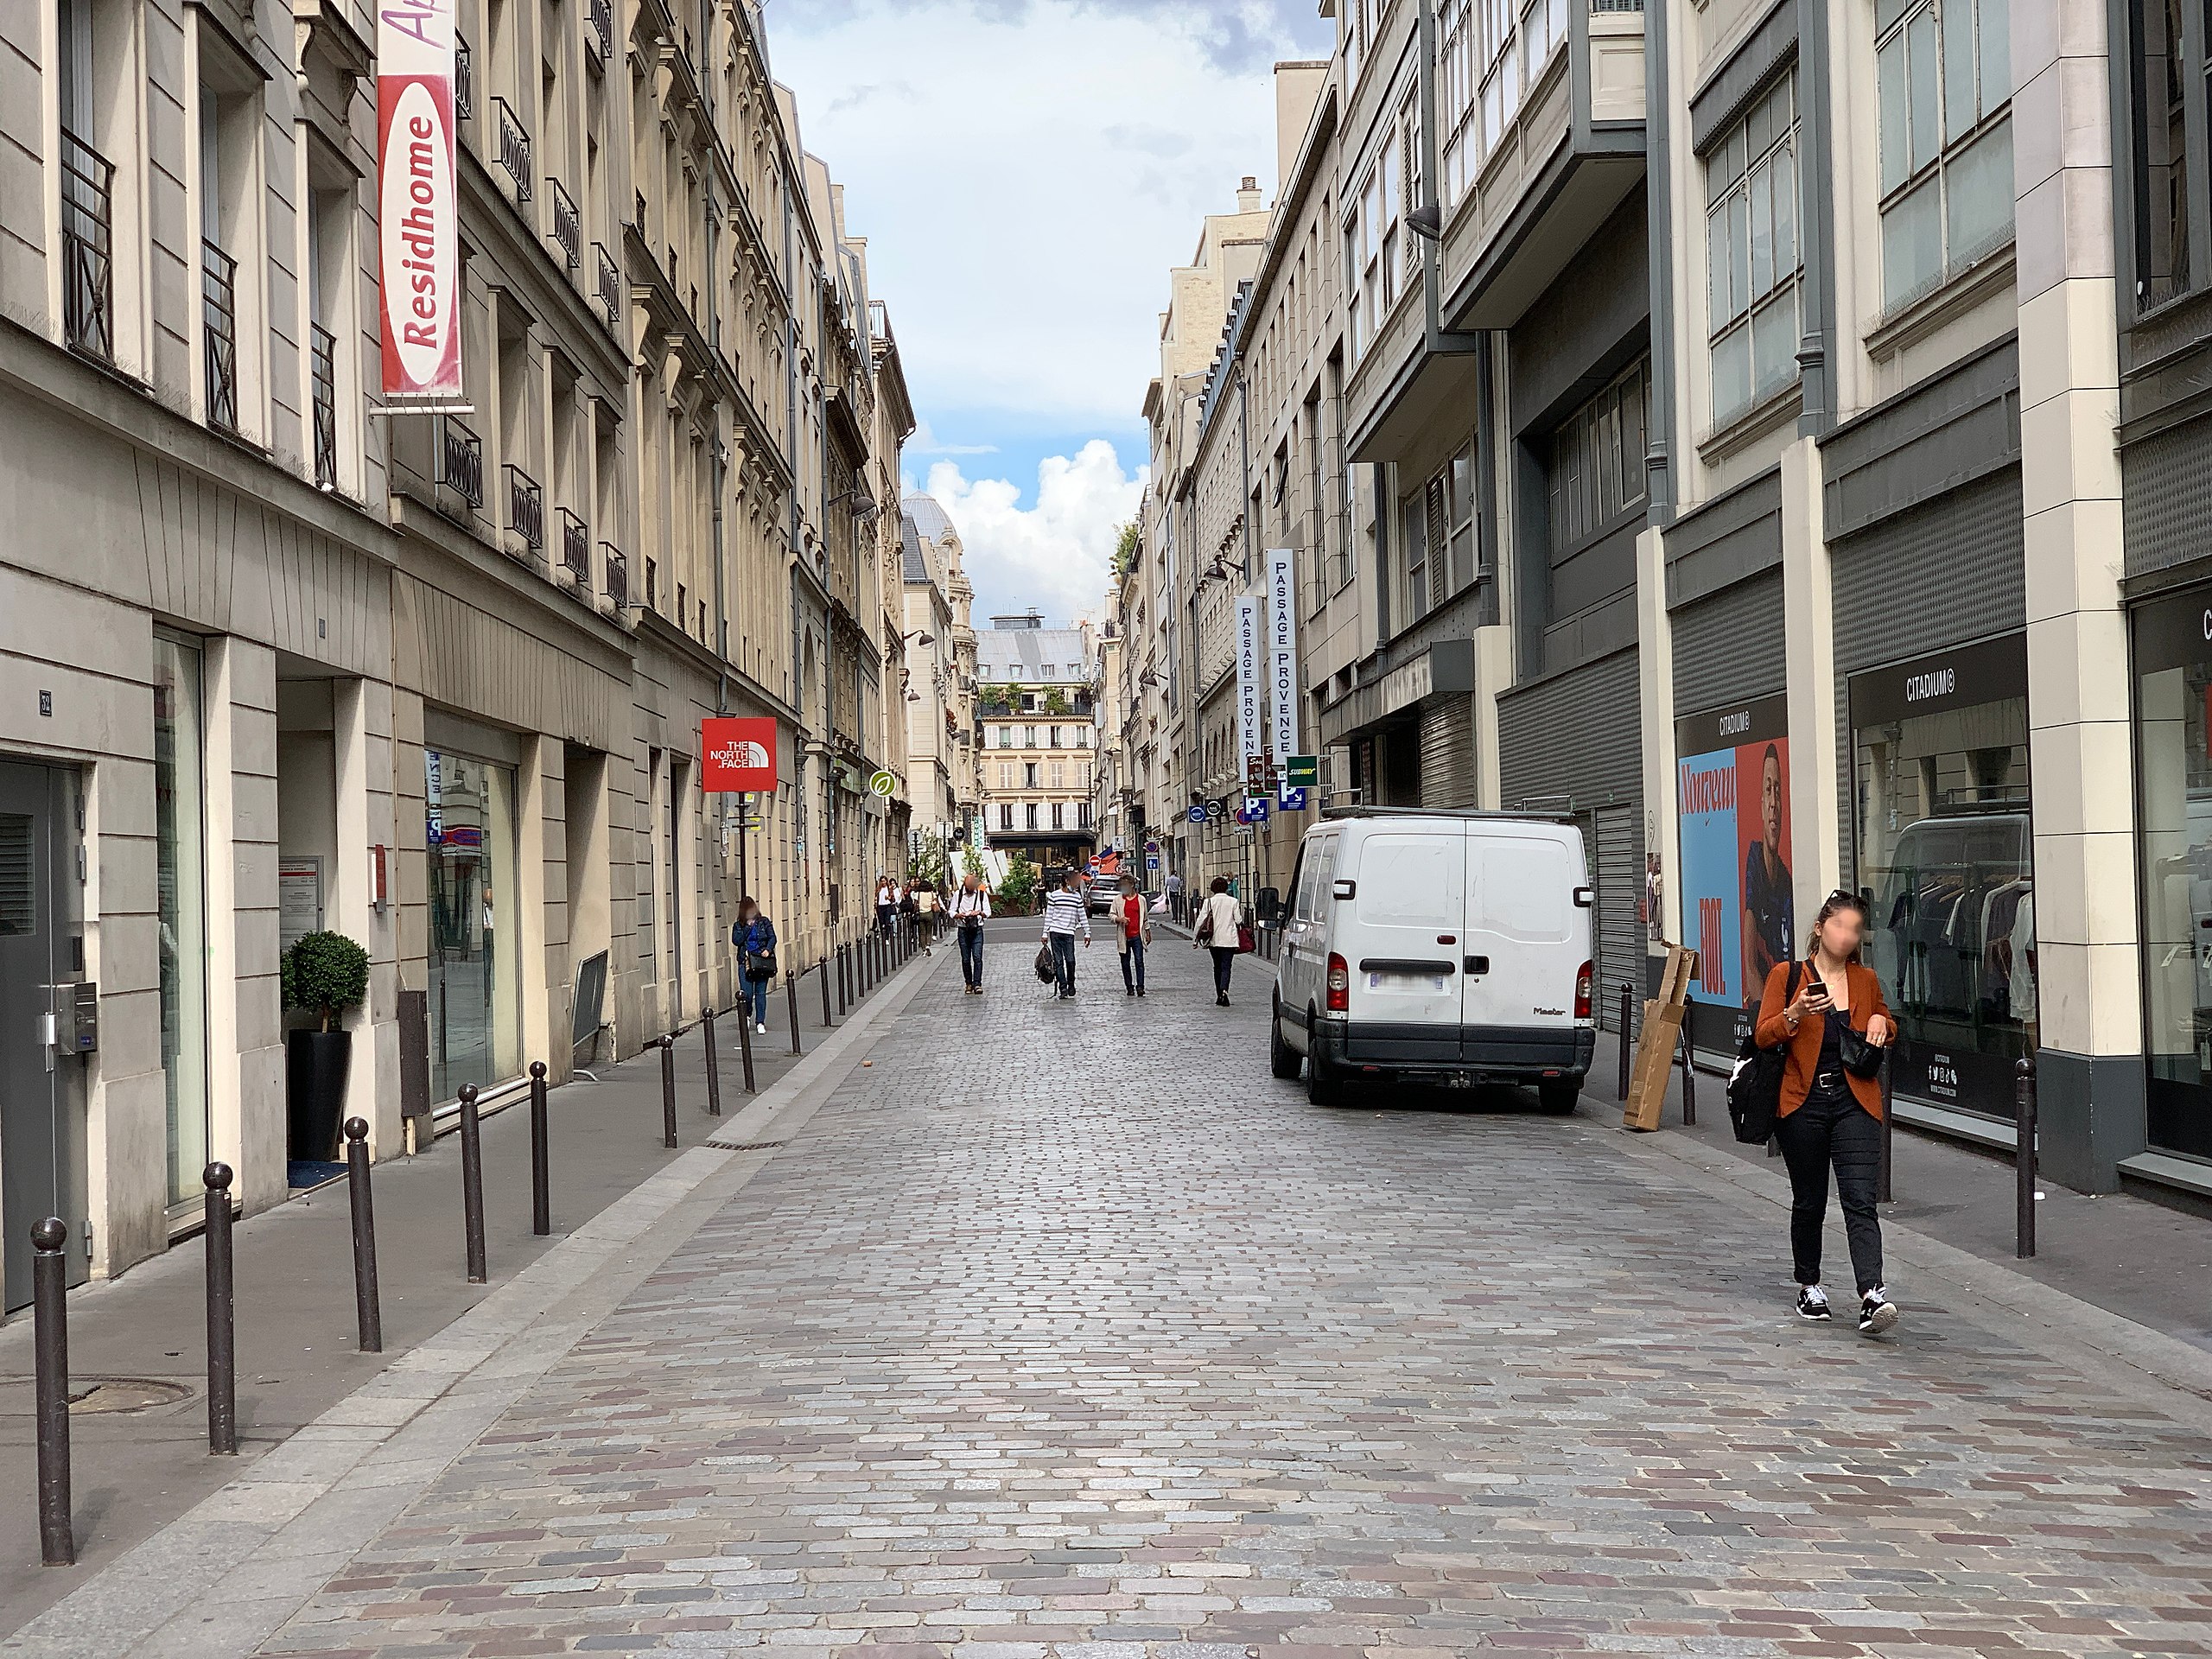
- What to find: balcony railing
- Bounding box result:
[602,543,628,609]
[441,416,483,509]
[550,178,581,269]
[454,36,474,121]
[587,0,613,62]
[493,97,531,202]
[60,127,114,362]
[505,464,544,554]
[310,322,338,490]
[561,509,589,586]
[201,238,238,433]
[594,241,620,328]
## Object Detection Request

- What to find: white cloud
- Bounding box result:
[768,1,1321,435]
[922,442,1143,624]
[906,418,998,458]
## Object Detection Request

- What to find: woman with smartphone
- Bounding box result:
[1752,890,1899,1334]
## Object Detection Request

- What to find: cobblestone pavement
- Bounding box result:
[252,927,2212,1657]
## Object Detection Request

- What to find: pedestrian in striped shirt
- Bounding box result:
[1040,870,1091,999]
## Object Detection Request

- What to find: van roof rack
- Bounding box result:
[1319,805,1577,823]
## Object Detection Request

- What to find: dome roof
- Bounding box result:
[902,492,957,543]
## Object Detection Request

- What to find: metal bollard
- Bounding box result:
[529,1061,551,1235]
[343,1118,383,1352]
[2015,1056,2037,1259]
[819,956,834,1027]
[788,972,804,1056]
[658,1034,677,1149]
[1878,1062,1896,1204]
[702,1006,723,1119]
[204,1162,236,1455]
[1677,1024,1696,1126]
[31,1217,73,1567]
[838,942,850,1014]
[735,988,757,1093]
[458,1083,487,1284]
[1616,982,1633,1100]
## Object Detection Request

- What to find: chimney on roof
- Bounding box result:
[1236,175,1262,213]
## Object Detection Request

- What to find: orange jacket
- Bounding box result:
[1752,959,1892,1120]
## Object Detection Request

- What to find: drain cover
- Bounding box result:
[68,1376,194,1414]
[723,1141,785,1151]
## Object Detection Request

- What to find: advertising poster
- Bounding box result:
[1675,694,1793,1057]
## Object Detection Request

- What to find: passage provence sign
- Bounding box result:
[377,0,462,400]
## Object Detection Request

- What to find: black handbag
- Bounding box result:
[746,950,777,982]
[1034,944,1055,982]
[1838,1022,1886,1080]
[1726,961,1800,1145]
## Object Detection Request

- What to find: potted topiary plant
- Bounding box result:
[283,930,370,1162]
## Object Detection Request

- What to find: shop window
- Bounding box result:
[1849,635,2033,1126]
[424,747,523,1102]
[1876,0,2012,313]
[153,631,208,1206]
[1706,70,1802,428]
[2129,0,2209,312]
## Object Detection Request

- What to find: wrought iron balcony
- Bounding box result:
[60,127,114,362]
[454,36,474,121]
[310,322,338,490]
[587,0,612,62]
[441,416,483,509]
[561,509,589,586]
[550,178,581,269]
[505,463,544,553]
[493,97,531,202]
[602,543,628,609]
[201,238,238,433]
[594,241,620,328]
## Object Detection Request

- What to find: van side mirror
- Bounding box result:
[1573,886,1595,907]
[1332,879,1357,901]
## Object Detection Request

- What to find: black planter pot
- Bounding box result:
[286,1027,353,1162]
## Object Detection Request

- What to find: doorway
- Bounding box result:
[0,761,89,1312]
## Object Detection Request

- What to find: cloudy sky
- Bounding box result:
[764,0,1332,624]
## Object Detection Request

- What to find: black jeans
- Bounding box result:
[1119,938,1146,991]
[1776,1077,1885,1294]
[1209,945,1236,996]
[958,924,983,988]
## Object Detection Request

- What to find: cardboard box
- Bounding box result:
[1623,945,1699,1132]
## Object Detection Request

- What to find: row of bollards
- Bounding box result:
[30,939,909,1568]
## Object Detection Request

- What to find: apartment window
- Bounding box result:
[1024,761,1039,788]
[2130,0,2210,311]
[1047,725,1060,748]
[999,804,1014,830]
[1548,356,1650,555]
[1397,489,1429,625]
[56,0,115,363]
[1439,0,1568,206]
[1050,762,1065,791]
[1052,803,1065,830]
[1344,103,1412,365]
[1876,0,2012,312]
[996,725,1012,748]
[1707,70,1802,428]
[1026,803,1039,830]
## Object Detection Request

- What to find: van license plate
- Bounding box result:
[1367,970,1447,994]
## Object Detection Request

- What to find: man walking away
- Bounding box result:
[952,873,991,994]
[1116,874,1151,997]
[1041,869,1091,999]
[914,880,939,955]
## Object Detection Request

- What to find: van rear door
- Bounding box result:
[1348,830,1463,1058]
[1462,827,1583,1037]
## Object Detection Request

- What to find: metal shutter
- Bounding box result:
[1594,804,1639,1032]
[1671,571,1787,714]
[2122,414,2212,582]
[1497,647,1642,811]
[1829,468,2025,874]
[1418,696,1478,809]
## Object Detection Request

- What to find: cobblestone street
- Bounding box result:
[36,931,2212,1657]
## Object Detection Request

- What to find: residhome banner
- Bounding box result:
[377,0,461,398]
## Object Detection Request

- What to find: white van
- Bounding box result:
[1269,809,1597,1110]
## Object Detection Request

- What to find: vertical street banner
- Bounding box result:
[1265,548,1299,764]
[1675,693,1793,1057]
[377,0,462,398]
[1235,594,1262,773]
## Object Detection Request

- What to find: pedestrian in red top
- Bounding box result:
[1116,874,1152,997]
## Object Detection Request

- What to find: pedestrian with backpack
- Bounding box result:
[1750,889,1898,1335]
[950,873,990,994]
[732,896,778,1035]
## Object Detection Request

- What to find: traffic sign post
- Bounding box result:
[1278,785,1307,811]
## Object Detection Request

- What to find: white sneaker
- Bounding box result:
[1858,1287,1899,1336]
[756,1022,766,1035]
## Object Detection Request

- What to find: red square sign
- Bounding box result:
[702,717,777,792]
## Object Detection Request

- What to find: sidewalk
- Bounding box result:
[0,935,923,1638]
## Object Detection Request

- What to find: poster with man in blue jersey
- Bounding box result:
[1675,694,1793,1057]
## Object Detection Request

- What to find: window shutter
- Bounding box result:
[1402,118,1421,283]
[1425,472,1448,574]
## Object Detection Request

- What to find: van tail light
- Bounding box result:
[1325,952,1351,1013]
[1573,960,1594,1021]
